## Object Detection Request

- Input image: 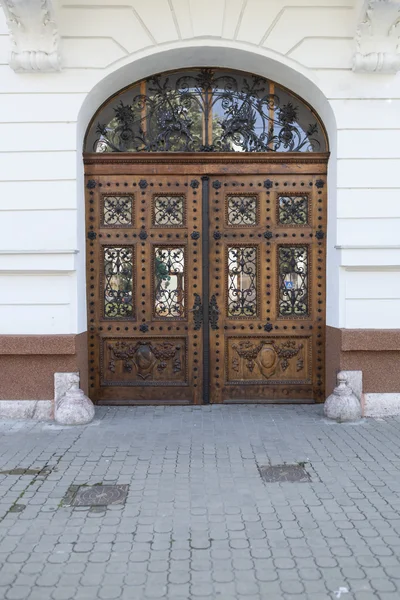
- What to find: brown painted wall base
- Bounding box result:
[0,328,399,401]
[326,327,400,395]
[0,333,88,400]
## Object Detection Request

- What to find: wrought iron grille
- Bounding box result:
[278,246,308,316]
[102,195,133,226]
[227,246,258,317]
[227,195,258,226]
[153,195,185,226]
[103,247,134,318]
[86,68,326,153]
[278,195,308,225]
[154,247,185,318]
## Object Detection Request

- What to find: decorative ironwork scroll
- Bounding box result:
[86,68,326,153]
[278,195,308,225]
[192,293,203,330]
[227,246,258,317]
[103,247,133,318]
[278,246,308,316]
[154,247,185,318]
[102,195,133,226]
[227,195,258,226]
[209,295,220,330]
[153,195,185,226]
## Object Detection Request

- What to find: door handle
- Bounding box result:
[190,293,203,330]
[209,295,220,330]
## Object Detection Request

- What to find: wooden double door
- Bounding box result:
[85,154,327,405]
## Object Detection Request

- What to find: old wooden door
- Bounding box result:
[85,155,326,404]
[207,173,326,403]
[86,171,204,404]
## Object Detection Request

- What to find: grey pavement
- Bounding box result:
[0,405,400,599]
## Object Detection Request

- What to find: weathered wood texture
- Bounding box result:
[85,155,327,404]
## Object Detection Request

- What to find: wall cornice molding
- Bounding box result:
[0,0,61,72]
[353,0,400,73]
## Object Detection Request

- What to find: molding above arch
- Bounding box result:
[0,0,61,72]
[353,0,400,73]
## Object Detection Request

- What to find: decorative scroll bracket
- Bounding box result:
[0,0,61,72]
[353,0,400,73]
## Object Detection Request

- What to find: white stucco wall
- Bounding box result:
[0,0,399,335]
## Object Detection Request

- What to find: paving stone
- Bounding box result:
[0,406,400,599]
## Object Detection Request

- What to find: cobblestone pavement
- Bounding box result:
[1,406,400,600]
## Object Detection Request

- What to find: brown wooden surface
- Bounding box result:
[85,155,327,404]
[86,173,204,404]
[207,174,326,403]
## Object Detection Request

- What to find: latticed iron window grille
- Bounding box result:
[153,195,185,226]
[103,247,134,318]
[85,69,327,153]
[102,195,133,226]
[227,195,258,226]
[227,246,258,317]
[154,247,185,318]
[278,246,308,317]
[278,195,308,225]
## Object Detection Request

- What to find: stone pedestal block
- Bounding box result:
[54,373,95,426]
[324,372,362,422]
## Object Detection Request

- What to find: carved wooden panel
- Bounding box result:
[102,338,187,386]
[227,336,311,383]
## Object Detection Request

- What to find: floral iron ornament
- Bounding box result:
[90,69,325,154]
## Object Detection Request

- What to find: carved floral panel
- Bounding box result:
[102,338,187,385]
[227,337,311,383]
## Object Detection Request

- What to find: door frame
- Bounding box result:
[84,152,329,404]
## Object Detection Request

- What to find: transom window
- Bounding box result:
[85,68,327,153]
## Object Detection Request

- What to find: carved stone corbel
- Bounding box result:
[0,0,61,72]
[353,0,400,73]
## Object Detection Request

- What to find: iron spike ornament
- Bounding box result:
[90,69,326,154]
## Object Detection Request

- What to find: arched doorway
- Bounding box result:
[84,68,328,405]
